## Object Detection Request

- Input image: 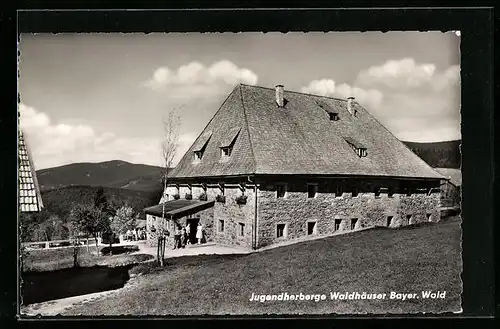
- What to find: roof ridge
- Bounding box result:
[239,84,257,174]
[238,83,349,102]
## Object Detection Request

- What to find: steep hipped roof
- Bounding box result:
[18,130,44,212]
[171,84,444,180]
[435,168,462,186]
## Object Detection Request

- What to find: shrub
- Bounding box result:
[101,232,120,245]
[198,193,208,201]
[216,195,226,203]
[235,195,248,205]
[185,193,193,200]
[173,194,180,200]
[100,244,139,256]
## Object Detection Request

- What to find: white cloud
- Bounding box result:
[145,60,258,94]
[301,58,461,142]
[356,58,460,92]
[301,79,383,109]
[19,104,196,170]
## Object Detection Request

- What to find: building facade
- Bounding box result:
[435,168,461,210]
[145,84,443,249]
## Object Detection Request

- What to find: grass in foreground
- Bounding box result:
[23,245,152,272]
[64,218,462,315]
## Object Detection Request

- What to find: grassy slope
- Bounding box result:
[64,218,462,315]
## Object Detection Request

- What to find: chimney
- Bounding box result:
[347,96,356,116]
[275,84,284,107]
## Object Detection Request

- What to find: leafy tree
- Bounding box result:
[34,215,66,241]
[70,203,109,256]
[107,205,137,253]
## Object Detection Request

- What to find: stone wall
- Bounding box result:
[150,177,441,249]
[440,180,461,208]
[257,178,441,248]
[208,184,256,249]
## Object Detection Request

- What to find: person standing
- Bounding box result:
[180,226,186,248]
[196,223,203,244]
[173,225,181,249]
[185,223,191,245]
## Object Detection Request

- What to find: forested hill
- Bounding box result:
[403,140,461,169]
[36,160,165,192]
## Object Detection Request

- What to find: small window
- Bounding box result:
[334,218,342,231]
[307,184,317,198]
[221,147,232,157]
[352,187,359,197]
[194,151,203,161]
[219,220,225,232]
[406,215,412,225]
[387,216,393,227]
[277,223,286,238]
[307,222,317,235]
[335,184,343,197]
[350,218,358,230]
[239,223,245,236]
[276,184,286,198]
[329,113,339,121]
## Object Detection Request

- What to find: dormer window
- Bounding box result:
[344,136,367,158]
[192,130,212,161]
[219,127,241,159]
[221,147,232,157]
[329,113,339,121]
[317,100,340,121]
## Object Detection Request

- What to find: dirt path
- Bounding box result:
[20,288,119,316]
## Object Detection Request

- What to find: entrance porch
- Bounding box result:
[144,199,215,248]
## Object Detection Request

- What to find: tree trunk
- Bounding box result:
[157,237,160,266]
[162,236,166,266]
[73,237,80,268]
[86,237,89,254]
[109,241,113,256]
[159,237,164,267]
[95,236,99,256]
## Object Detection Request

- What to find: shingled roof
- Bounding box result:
[170,84,444,180]
[18,130,43,212]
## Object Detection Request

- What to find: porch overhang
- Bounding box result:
[143,199,215,220]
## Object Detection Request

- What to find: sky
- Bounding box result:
[18,32,461,170]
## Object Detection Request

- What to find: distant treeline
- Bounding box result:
[403,140,461,169]
[20,185,163,242]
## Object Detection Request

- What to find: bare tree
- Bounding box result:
[158,108,181,266]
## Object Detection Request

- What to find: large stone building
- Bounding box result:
[145,84,444,249]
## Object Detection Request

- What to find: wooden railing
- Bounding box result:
[22,237,102,250]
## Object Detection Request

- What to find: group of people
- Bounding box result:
[124,228,146,241]
[173,222,204,249]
